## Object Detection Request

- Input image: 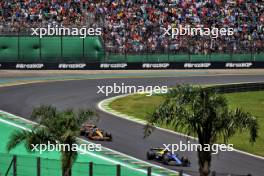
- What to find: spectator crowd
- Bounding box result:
[1,0,264,54]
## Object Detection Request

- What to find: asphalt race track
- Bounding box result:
[1,74,264,176]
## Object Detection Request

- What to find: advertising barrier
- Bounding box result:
[0,62,264,70]
[0,36,264,69]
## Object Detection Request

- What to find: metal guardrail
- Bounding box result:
[206,82,264,94]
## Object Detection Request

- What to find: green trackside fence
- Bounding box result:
[0,153,155,176]
[0,36,105,62]
[0,36,264,63]
[106,52,264,63]
[105,40,264,63]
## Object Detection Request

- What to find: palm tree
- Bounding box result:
[144,85,258,176]
[6,105,97,176]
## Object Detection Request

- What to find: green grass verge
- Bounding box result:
[109,91,264,157]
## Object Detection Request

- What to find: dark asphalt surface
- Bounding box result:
[0,74,264,176]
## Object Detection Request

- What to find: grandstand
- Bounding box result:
[0,0,264,65]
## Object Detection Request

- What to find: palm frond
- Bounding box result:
[232,108,259,143]
[78,109,98,125]
[6,130,31,152]
[31,105,57,125]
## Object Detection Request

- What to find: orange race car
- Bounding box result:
[80,123,112,141]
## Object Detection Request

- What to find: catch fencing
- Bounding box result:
[0,153,255,176]
[0,153,152,176]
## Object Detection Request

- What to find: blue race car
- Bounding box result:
[146,148,190,167]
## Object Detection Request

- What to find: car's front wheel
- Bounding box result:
[146,151,155,160]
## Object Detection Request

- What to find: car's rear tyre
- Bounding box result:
[106,132,111,137]
[162,155,170,165]
[80,130,85,136]
[108,133,113,141]
[181,156,190,167]
[146,151,155,160]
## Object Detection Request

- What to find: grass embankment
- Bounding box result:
[109,91,264,156]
